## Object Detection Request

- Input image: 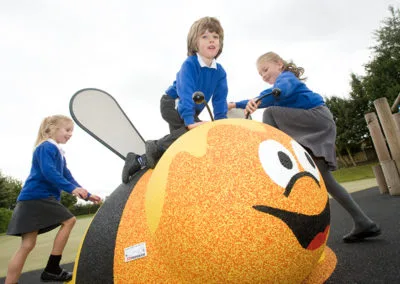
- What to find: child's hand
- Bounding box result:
[88,194,102,204]
[187,121,207,130]
[228,102,236,110]
[72,187,89,200]
[245,99,260,115]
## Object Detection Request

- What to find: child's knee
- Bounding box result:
[21,237,37,252]
[262,108,277,126]
[63,216,77,228]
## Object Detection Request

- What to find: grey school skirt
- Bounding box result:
[7,197,74,236]
[262,105,337,170]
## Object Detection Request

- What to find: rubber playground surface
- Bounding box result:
[2,178,400,283]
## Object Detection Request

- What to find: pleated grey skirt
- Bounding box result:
[262,105,337,170]
[7,197,74,236]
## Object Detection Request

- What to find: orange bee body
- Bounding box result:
[71,119,336,283]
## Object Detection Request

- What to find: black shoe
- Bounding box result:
[343,223,381,243]
[122,152,141,184]
[40,269,72,282]
[145,140,162,169]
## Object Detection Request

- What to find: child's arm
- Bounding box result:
[257,72,298,108]
[87,193,102,204]
[234,99,250,109]
[234,72,298,111]
[71,188,102,203]
[211,70,228,120]
[63,160,102,203]
[77,191,102,204]
[228,102,236,110]
[231,89,274,116]
[38,145,78,194]
[71,187,90,200]
[176,61,198,126]
[63,162,81,188]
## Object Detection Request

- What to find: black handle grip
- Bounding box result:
[192,91,205,104]
[245,88,281,119]
[192,91,214,121]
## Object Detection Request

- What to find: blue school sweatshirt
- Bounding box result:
[165,55,228,125]
[17,141,81,201]
[235,71,324,110]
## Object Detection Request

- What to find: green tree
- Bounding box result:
[363,6,400,105]
[61,191,78,209]
[347,74,372,141]
[0,171,22,209]
[326,96,357,166]
[331,5,400,167]
[0,172,5,207]
[0,208,13,233]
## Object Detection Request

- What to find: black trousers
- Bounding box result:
[156,94,200,153]
[160,94,184,133]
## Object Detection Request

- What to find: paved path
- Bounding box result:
[340,178,378,193]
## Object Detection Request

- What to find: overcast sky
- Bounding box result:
[1,0,397,198]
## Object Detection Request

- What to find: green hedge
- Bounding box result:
[69,203,101,216]
[0,208,12,233]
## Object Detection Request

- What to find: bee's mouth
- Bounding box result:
[253,200,330,250]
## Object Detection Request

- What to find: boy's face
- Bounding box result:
[53,121,74,144]
[257,60,284,85]
[197,30,220,62]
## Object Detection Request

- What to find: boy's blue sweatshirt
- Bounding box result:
[165,55,228,125]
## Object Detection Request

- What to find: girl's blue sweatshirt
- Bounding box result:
[17,141,80,201]
[236,71,324,110]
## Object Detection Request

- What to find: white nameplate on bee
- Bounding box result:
[124,242,147,262]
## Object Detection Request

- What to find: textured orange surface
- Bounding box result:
[113,119,336,283]
[303,247,338,284]
[114,171,170,283]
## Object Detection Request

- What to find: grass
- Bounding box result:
[0,216,94,277]
[76,213,94,219]
[332,162,378,183]
[0,163,379,277]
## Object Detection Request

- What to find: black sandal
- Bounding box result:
[40,269,73,282]
[343,224,381,243]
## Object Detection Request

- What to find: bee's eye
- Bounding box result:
[259,140,300,190]
[291,140,320,183]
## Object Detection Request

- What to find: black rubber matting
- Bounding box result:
[2,186,399,283]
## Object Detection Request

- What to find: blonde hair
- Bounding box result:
[187,17,224,59]
[35,115,73,147]
[257,52,306,81]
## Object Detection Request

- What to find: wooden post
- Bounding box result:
[393,112,400,132]
[380,160,400,195]
[365,112,391,162]
[372,164,388,194]
[374,98,400,173]
[365,111,400,195]
[390,92,400,112]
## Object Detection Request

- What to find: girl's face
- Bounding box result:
[197,30,220,64]
[53,121,74,144]
[257,60,284,85]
